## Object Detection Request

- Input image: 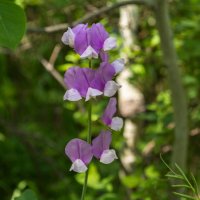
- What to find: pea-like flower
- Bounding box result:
[92,131,118,164]
[63,62,121,101]
[61,23,116,59]
[65,139,93,173]
[101,97,123,131]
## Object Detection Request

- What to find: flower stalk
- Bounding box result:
[80,59,92,200]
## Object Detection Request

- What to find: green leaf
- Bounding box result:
[175,163,195,192]
[191,173,200,199]
[172,184,192,189]
[76,164,113,191]
[0,0,26,48]
[173,192,196,200]
[165,173,184,180]
[145,165,160,179]
[15,189,38,200]
[121,175,140,188]
[97,193,117,200]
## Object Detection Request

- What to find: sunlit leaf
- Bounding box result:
[121,175,140,188]
[15,189,38,200]
[145,165,160,179]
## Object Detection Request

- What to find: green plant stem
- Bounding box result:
[80,59,92,200]
[154,0,188,171]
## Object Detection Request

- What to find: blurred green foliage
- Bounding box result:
[0,0,200,199]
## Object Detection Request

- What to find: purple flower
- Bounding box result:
[65,139,93,173]
[101,98,123,131]
[92,131,118,164]
[90,62,121,98]
[63,66,99,101]
[61,23,117,59]
[63,63,121,101]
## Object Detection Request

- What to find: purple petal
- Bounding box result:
[90,62,115,91]
[90,23,109,53]
[101,97,117,125]
[82,67,95,85]
[99,62,115,83]
[64,67,80,89]
[64,67,95,97]
[74,25,89,55]
[72,24,88,35]
[65,138,93,164]
[92,131,112,159]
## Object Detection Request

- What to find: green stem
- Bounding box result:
[154,0,188,171]
[80,59,92,200]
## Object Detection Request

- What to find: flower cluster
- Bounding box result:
[62,23,124,173]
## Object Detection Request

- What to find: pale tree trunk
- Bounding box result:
[118,3,144,174]
[154,0,188,171]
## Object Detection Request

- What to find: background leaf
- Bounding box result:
[0,0,26,48]
[15,189,38,200]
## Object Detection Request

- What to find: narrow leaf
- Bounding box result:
[165,173,184,180]
[172,184,192,189]
[160,154,177,175]
[173,192,196,200]
[191,173,200,199]
[175,163,195,192]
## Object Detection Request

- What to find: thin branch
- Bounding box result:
[27,0,150,34]
[40,57,66,89]
[39,44,66,89]
[39,45,86,113]
[49,44,62,65]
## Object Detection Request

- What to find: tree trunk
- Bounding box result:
[154,0,188,171]
[118,1,144,173]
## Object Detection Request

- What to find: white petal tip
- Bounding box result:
[112,58,125,74]
[104,81,121,97]
[86,87,103,101]
[61,27,75,47]
[110,117,123,131]
[70,159,87,173]
[80,45,98,59]
[63,89,82,101]
[103,37,117,51]
[100,149,118,164]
